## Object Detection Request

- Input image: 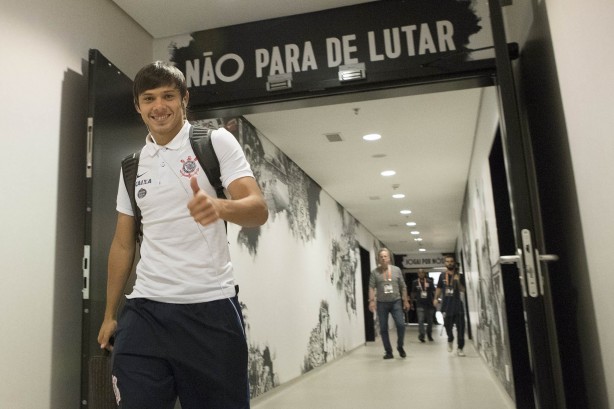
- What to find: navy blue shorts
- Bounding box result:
[112,297,249,409]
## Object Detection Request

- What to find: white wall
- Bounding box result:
[0,1,152,408]
[545,1,614,406]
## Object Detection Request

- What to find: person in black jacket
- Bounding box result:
[434,255,466,356]
[411,268,435,342]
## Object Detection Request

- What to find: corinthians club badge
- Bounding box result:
[180,155,201,178]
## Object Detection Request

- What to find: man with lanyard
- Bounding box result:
[368,248,411,359]
[411,268,435,343]
[434,255,466,356]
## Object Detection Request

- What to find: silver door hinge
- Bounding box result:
[82,245,90,299]
[86,117,93,178]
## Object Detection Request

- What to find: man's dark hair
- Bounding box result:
[133,61,187,107]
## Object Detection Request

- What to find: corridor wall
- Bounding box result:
[192,116,380,397]
[0,1,152,408]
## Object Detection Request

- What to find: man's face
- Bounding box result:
[136,85,186,142]
[418,270,426,278]
[445,257,455,271]
[378,251,390,265]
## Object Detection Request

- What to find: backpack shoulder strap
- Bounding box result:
[189,126,225,199]
[121,151,143,244]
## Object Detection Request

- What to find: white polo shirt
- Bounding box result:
[116,121,254,303]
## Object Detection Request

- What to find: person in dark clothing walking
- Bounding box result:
[434,255,466,356]
[411,268,435,343]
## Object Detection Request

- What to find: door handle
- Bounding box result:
[499,248,528,297]
[500,245,559,298]
[538,254,559,262]
[535,250,559,296]
[499,255,520,264]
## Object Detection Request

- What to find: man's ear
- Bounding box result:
[135,103,141,114]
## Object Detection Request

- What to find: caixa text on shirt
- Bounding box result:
[135,178,151,187]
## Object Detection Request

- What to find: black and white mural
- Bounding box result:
[192,116,376,398]
[302,300,342,373]
[460,160,514,397]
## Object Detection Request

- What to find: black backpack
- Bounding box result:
[121,126,225,244]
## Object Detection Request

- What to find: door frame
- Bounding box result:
[488,1,566,408]
[83,2,566,408]
[186,3,565,406]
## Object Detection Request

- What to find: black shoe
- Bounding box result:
[419,336,425,343]
[397,347,406,358]
[383,352,394,359]
[428,336,434,342]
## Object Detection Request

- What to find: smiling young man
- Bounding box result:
[97,61,268,409]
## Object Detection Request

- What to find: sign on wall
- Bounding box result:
[163,0,492,108]
[401,253,447,269]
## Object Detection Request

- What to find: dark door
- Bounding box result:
[81,49,143,409]
[489,1,565,408]
[360,246,374,342]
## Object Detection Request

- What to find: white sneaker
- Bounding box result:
[447,342,453,352]
[457,349,465,357]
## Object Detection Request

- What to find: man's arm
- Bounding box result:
[433,281,442,307]
[97,212,136,351]
[410,280,417,302]
[398,270,411,311]
[368,287,377,313]
[402,287,411,311]
[368,272,377,313]
[188,176,268,227]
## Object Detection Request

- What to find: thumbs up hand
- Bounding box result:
[189,176,203,196]
[188,176,221,226]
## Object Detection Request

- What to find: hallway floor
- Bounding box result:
[251,325,516,409]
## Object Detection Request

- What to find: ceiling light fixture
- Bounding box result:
[405,221,416,226]
[363,133,381,141]
[400,209,411,215]
[392,193,405,199]
[410,231,420,235]
[419,248,427,252]
[414,238,423,241]
[381,170,396,177]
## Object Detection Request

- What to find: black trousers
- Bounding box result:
[443,311,465,349]
[112,297,249,409]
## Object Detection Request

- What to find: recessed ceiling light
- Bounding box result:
[405,222,416,226]
[414,238,423,241]
[400,209,412,215]
[392,193,405,199]
[381,170,396,177]
[363,133,381,141]
[410,231,420,235]
[419,248,427,252]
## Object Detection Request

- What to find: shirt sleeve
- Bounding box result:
[368,270,377,289]
[116,167,134,216]
[211,127,254,188]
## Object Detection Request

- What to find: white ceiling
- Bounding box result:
[113,0,490,255]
